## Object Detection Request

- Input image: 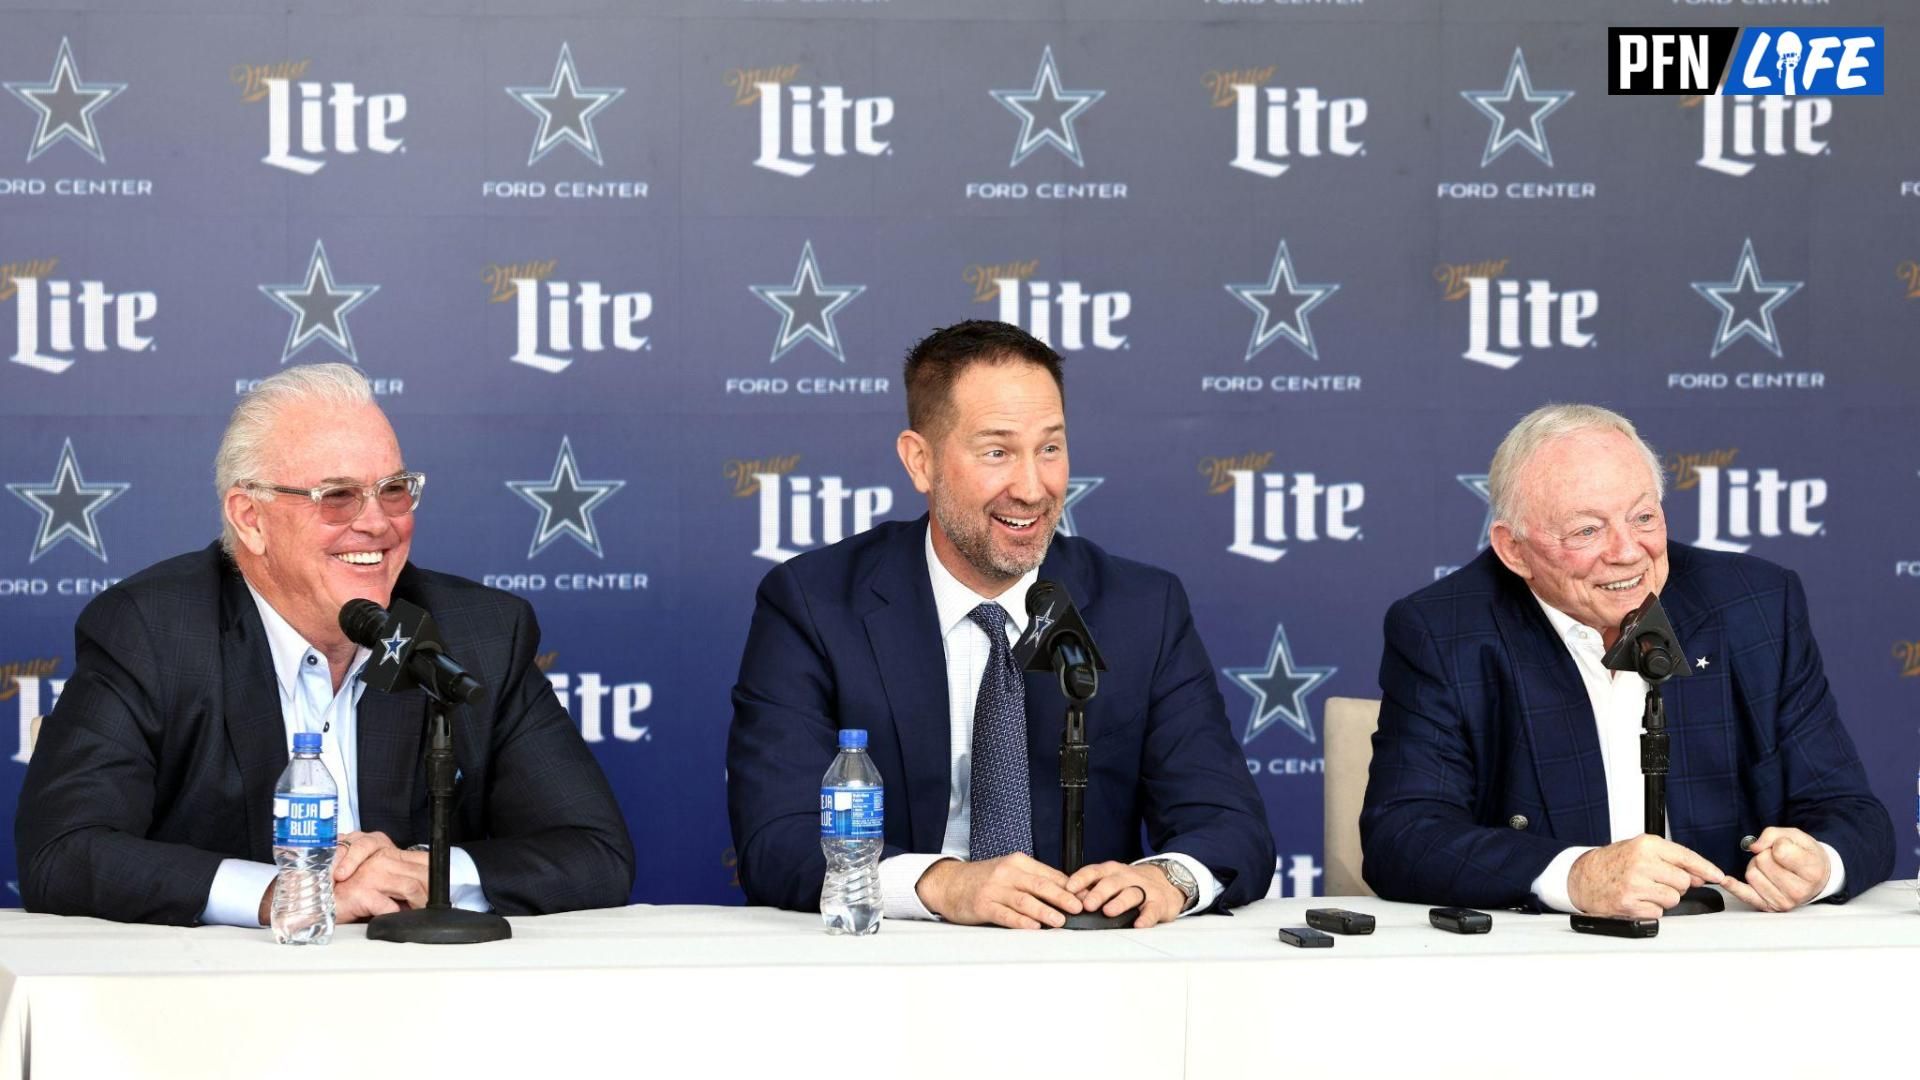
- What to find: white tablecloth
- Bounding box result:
[1,881,1914,1079]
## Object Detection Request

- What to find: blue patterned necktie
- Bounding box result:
[967,602,1032,861]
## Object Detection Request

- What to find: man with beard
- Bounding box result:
[1362,403,1891,917]
[728,321,1271,928]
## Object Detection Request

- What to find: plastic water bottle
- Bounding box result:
[820,728,883,935]
[271,731,338,945]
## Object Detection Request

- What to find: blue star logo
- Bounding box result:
[1056,476,1102,538]
[1460,47,1573,168]
[750,241,865,364]
[1225,241,1340,362]
[506,42,624,167]
[991,45,1104,168]
[259,240,380,365]
[1458,474,1493,551]
[7,438,129,563]
[1223,623,1336,745]
[379,626,411,665]
[5,37,125,163]
[507,436,624,559]
[1691,238,1802,359]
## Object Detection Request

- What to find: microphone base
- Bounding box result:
[366,906,513,944]
[1061,910,1136,931]
[1668,886,1726,917]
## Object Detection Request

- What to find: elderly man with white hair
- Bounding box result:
[17,363,633,926]
[1361,403,1891,918]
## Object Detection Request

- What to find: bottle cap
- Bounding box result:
[292,731,323,753]
[837,728,867,750]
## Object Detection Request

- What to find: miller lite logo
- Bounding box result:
[1210,68,1366,180]
[728,456,893,564]
[1685,463,1826,553]
[261,75,407,175]
[741,67,892,179]
[504,265,652,374]
[1460,277,1597,370]
[995,278,1129,351]
[1204,455,1363,564]
[1691,95,1830,178]
[6,262,156,375]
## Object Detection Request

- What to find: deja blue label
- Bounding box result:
[819,786,883,839]
[273,794,338,847]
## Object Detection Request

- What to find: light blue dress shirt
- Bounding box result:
[197,586,490,926]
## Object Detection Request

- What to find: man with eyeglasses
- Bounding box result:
[16,364,634,927]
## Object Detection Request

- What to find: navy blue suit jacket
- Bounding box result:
[727,517,1273,913]
[1361,543,1892,910]
[16,543,636,925]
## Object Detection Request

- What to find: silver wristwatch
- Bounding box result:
[1143,857,1200,912]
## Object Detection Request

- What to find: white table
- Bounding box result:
[1,881,1914,1079]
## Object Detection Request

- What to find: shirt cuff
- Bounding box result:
[878,853,949,920]
[1529,846,1595,914]
[1809,842,1846,903]
[1134,853,1221,916]
[448,846,490,912]
[200,858,279,927]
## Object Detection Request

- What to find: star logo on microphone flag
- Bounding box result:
[379,627,411,665]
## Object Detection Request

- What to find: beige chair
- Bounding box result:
[1321,696,1381,897]
[29,714,42,753]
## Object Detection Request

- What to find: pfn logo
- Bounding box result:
[1462,278,1597,370]
[262,79,406,175]
[1608,27,1882,96]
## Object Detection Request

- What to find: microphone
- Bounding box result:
[339,597,486,705]
[1600,592,1691,686]
[1014,580,1107,703]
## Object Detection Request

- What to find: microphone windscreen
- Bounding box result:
[338,599,389,649]
[1026,579,1066,617]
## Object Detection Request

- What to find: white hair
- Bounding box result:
[216,363,376,552]
[1487,403,1665,539]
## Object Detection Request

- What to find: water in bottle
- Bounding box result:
[272,731,338,945]
[820,728,883,935]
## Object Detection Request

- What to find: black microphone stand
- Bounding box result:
[1055,671,1131,931]
[366,653,513,945]
[1605,594,1723,917]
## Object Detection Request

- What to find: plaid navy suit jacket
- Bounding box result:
[16,543,634,925]
[1360,542,1892,910]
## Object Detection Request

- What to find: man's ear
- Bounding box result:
[1488,520,1532,581]
[896,429,933,495]
[225,488,269,557]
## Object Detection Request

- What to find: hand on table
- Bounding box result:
[1734,827,1831,912]
[915,853,1083,930]
[1568,834,1762,918]
[1066,861,1188,929]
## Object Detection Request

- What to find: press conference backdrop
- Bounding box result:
[1,1,1916,906]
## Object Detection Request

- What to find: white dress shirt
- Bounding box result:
[1526,595,1844,912]
[875,527,1220,920]
[197,586,489,927]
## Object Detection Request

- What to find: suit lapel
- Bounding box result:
[217,565,291,863]
[862,519,953,854]
[1490,564,1610,846]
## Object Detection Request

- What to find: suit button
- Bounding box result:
[1507,815,1529,831]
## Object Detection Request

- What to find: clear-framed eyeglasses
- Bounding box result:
[243,471,425,525]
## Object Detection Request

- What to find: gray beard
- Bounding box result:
[932,498,1055,584]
